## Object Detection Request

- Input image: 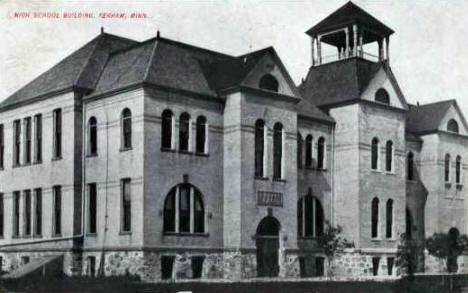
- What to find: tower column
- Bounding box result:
[317,35,322,65]
[385,37,390,62]
[353,24,358,57]
[344,28,349,58]
[359,29,364,57]
[311,37,315,66]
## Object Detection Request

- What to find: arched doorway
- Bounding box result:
[256,216,280,277]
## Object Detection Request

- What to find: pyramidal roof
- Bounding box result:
[306,1,394,37]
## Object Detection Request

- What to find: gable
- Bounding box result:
[439,103,468,135]
[241,52,298,97]
[360,67,406,109]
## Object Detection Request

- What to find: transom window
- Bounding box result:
[164,183,205,234]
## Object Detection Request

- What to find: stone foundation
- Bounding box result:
[332,251,397,278]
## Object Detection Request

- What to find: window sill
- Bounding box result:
[371,238,381,242]
[385,238,397,241]
[33,235,42,239]
[33,160,42,165]
[119,147,133,152]
[163,232,209,237]
[317,168,327,172]
[52,234,62,238]
[384,171,395,175]
[255,176,269,181]
[86,233,97,237]
[119,231,132,235]
[161,147,176,153]
[86,153,98,158]
[52,156,62,161]
[456,184,463,190]
[178,150,193,155]
[195,152,209,157]
[23,235,32,238]
[273,178,287,183]
[371,169,381,173]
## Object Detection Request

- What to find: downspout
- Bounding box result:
[331,122,335,227]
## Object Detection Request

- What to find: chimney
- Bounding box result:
[100,27,104,34]
[157,30,160,38]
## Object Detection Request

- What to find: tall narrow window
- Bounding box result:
[161,110,173,149]
[273,122,283,179]
[163,183,205,234]
[445,154,451,182]
[24,117,31,164]
[13,191,20,237]
[255,120,265,177]
[386,199,393,239]
[317,137,325,170]
[53,109,62,159]
[407,152,414,181]
[305,135,313,168]
[53,186,62,235]
[121,178,131,232]
[297,195,324,237]
[297,133,303,169]
[456,156,462,184]
[88,183,97,234]
[371,197,379,238]
[196,116,207,154]
[371,138,379,170]
[34,114,42,162]
[386,140,393,172]
[88,117,97,155]
[0,193,3,237]
[13,120,21,166]
[34,188,42,236]
[24,190,31,236]
[179,113,190,152]
[121,108,132,149]
[0,124,3,169]
[406,208,413,240]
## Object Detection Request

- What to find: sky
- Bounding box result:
[0,0,468,114]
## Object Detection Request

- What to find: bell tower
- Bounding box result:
[306,1,394,66]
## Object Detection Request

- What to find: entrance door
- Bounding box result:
[256,216,280,277]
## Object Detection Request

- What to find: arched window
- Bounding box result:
[179,113,190,152]
[163,183,204,233]
[406,208,413,240]
[317,137,325,170]
[161,110,173,149]
[371,197,379,238]
[88,117,97,155]
[375,88,390,105]
[297,133,303,169]
[297,195,324,237]
[259,74,279,92]
[407,152,414,181]
[255,120,266,177]
[371,138,379,170]
[305,135,313,168]
[386,199,393,239]
[121,108,132,149]
[273,122,283,179]
[445,154,451,182]
[196,116,207,154]
[447,119,459,133]
[386,140,393,172]
[456,156,462,184]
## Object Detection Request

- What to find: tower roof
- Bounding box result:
[306,1,394,39]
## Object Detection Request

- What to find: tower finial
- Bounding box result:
[100,27,104,34]
[157,30,160,38]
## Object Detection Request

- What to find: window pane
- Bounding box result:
[163,190,175,232]
[162,111,173,149]
[179,186,190,232]
[273,124,282,179]
[255,121,265,177]
[179,114,190,151]
[122,179,131,231]
[89,184,97,234]
[54,186,61,235]
[35,189,42,236]
[196,117,206,153]
[194,191,204,233]
[0,193,3,237]
[25,190,31,235]
[371,198,379,238]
